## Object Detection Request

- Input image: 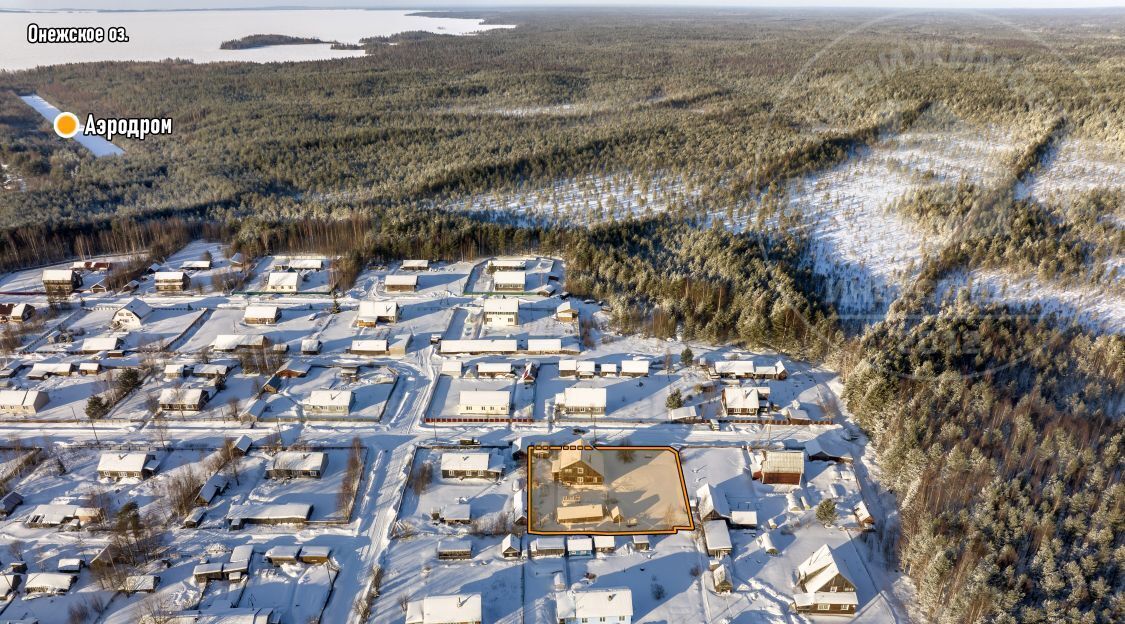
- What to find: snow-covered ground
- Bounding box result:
[0,241,914,624]
[18,95,125,157]
[1019,137,1125,204]
[936,268,1125,334]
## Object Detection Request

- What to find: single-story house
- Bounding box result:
[78,336,122,354]
[556,300,578,322]
[457,390,511,417]
[697,483,731,522]
[566,536,594,557]
[556,504,606,525]
[24,572,75,596]
[97,452,158,480]
[594,535,616,554]
[264,546,302,566]
[439,339,518,355]
[226,503,312,530]
[300,339,321,355]
[476,362,514,379]
[492,270,525,292]
[24,503,101,528]
[0,389,48,415]
[558,387,607,416]
[620,359,650,377]
[243,305,280,325]
[401,259,430,271]
[303,390,353,416]
[264,272,300,293]
[555,587,633,624]
[197,473,229,505]
[440,451,503,480]
[300,546,331,564]
[192,363,230,380]
[436,539,473,561]
[530,536,565,558]
[759,450,805,485]
[721,386,771,416]
[267,451,328,479]
[349,339,388,356]
[159,387,211,412]
[405,593,482,624]
[357,300,399,326]
[211,334,267,352]
[703,520,733,557]
[440,503,472,525]
[501,534,522,559]
[121,574,159,594]
[385,274,418,292]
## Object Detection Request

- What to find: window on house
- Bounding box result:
[818,604,830,611]
[577,467,584,474]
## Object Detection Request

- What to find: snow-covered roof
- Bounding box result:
[282,258,323,270]
[527,338,563,352]
[703,520,732,552]
[593,535,615,549]
[226,503,312,522]
[0,389,46,409]
[193,363,230,376]
[854,501,873,523]
[492,270,525,287]
[122,574,158,592]
[697,483,731,519]
[798,544,854,593]
[436,538,473,553]
[163,607,277,624]
[115,298,152,319]
[490,258,526,269]
[556,300,575,313]
[271,451,327,473]
[731,509,759,527]
[758,532,778,553]
[80,336,121,352]
[385,274,418,287]
[554,445,605,475]
[159,387,209,405]
[562,387,607,408]
[350,339,387,353]
[621,359,650,374]
[440,360,462,376]
[566,536,593,551]
[265,545,301,561]
[723,386,770,410]
[211,334,266,350]
[477,362,513,375]
[458,390,510,407]
[555,587,633,619]
[439,339,518,354]
[198,473,228,504]
[266,272,300,288]
[182,260,212,269]
[441,503,472,522]
[357,300,398,320]
[305,390,353,408]
[483,298,519,314]
[532,536,565,551]
[405,593,482,624]
[97,452,151,474]
[29,362,72,375]
[25,572,74,592]
[402,259,429,270]
[300,339,321,352]
[43,268,77,281]
[230,545,253,563]
[762,450,805,474]
[440,451,499,474]
[154,271,186,281]
[243,305,278,320]
[556,504,604,522]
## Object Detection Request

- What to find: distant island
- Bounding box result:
[219,34,331,50]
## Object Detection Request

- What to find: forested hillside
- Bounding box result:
[0,8,1122,623]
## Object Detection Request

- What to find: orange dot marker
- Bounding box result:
[54,112,79,138]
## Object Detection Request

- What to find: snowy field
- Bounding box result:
[18,95,124,157]
[936,268,1125,334]
[1020,137,1125,204]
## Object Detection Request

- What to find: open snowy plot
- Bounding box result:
[243,448,360,522]
[477,298,580,344]
[261,363,396,421]
[176,305,331,354]
[56,302,207,352]
[249,256,335,294]
[0,254,137,294]
[765,114,1020,322]
[131,240,246,296]
[397,446,520,533]
[534,361,709,423]
[464,256,562,295]
[936,269,1125,334]
[4,446,214,531]
[427,375,534,422]
[353,260,475,299]
[679,446,755,509]
[529,445,692,534]
[1021,137,1125,204]
[0,367,115,422]
[565,530,709,622]
[374,534,526,624]
[443,171,698,227]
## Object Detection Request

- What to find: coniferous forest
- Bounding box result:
[0,8,1122,624]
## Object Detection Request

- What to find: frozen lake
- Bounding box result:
[0,9,511,71]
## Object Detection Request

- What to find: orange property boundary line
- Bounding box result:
[526,443,695,536]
